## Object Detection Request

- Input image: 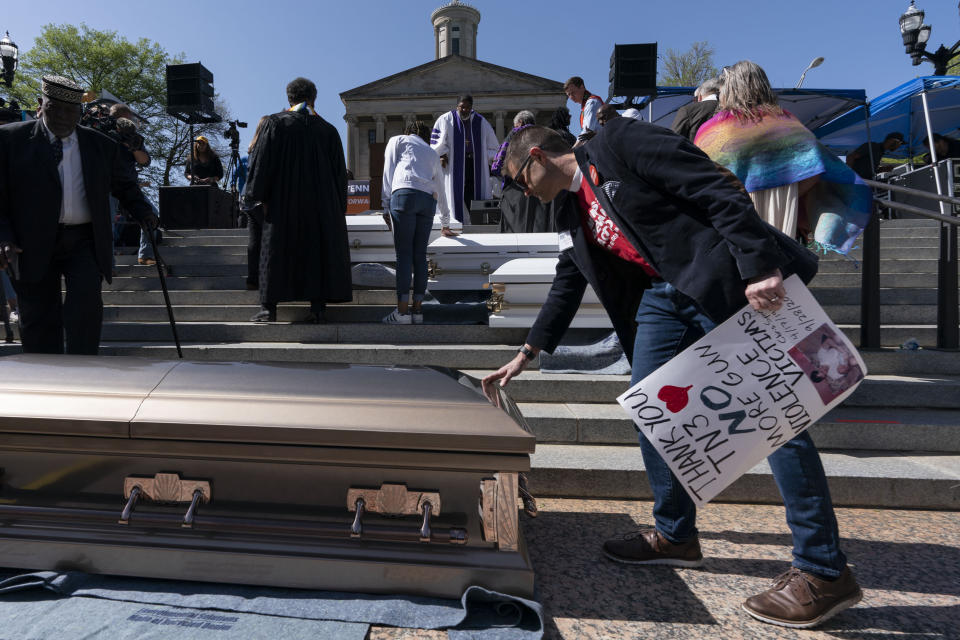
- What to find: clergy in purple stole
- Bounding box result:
[430,95,500,223]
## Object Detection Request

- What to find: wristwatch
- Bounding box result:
[518,345,536,361]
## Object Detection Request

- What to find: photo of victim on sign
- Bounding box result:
[617,275,867,506]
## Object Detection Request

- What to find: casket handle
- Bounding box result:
[118,485,141,525]
[350,497,365,538]
[419,501,433,543]
[181,488,204,528]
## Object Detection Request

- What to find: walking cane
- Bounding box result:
[140,221,183,359]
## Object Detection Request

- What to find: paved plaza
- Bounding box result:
[372,498,960,639]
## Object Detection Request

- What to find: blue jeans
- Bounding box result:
[389,189,436,303]
[631,280,846,578]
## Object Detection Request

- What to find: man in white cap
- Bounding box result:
[0,74,157,354]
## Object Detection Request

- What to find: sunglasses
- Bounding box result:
[512,152,534,190]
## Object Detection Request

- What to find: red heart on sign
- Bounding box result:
[658,385,693,413]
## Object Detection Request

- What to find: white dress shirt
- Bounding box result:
[45,120,92,225]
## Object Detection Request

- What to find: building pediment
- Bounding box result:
[340,55,563,102]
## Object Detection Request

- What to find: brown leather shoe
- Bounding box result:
[138,257,157,266]
[742,566,862,629]
[603,528,703,567]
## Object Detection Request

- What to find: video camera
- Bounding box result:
[80,100,145,152]
[223,119,247,149]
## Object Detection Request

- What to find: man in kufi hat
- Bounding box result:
[0,74,157,354]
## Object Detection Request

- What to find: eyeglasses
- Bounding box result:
[512,152,534,190]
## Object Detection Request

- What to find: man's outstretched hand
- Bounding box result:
[745,269,786,313]
[481,351,533,406]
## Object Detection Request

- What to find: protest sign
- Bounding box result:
[616,275,867,506]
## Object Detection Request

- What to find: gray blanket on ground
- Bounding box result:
[0,571,543,640]
[539,331,630,375]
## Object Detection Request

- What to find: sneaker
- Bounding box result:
[138,257,157,266]
[411,312,424,324]
[382,308,412,324]
[602,528,704,567]
[742,566,862,629]
[250,308,276,323]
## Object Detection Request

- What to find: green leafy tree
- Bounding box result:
[10,24,231,198]
[658,41,719,87]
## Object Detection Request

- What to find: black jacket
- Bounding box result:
[670,99,719,141]
[526,117,818,361]
[0,119,152,283]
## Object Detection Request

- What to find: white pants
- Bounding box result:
[749,182,799,237]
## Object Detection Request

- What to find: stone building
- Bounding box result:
[339,1,565,208]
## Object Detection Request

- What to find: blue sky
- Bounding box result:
[2,0,957,150]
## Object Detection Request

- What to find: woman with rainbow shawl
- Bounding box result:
[695,61,872,256]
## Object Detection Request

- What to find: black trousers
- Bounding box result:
[246,206,263,287]
[13,224,103,355]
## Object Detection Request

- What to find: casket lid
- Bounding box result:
[0,355,535,455]
[490,257,561,283]
[429,233,558,254]
[345,214,390,232]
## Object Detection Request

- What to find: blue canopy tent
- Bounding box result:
[630,86,867,132]
[814,76,960,157]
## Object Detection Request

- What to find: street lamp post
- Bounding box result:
[795,56,825,89]
[0,31,18,87]
[898,1,959,75]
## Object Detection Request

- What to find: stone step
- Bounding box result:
[90,342,526,369]
[102,305,394,323]
[113,264,248,277]
[117,248,246,264]
[159,236,248,246]
[811,273,960,288]
[518,402,960,452]
[822,305,937,324]
[98,322,531,344]
[839,325,938,348]
[100,289,398,306]
[162,228,248,237]
[1,341,946,376]
[104,276,247,290]
[528,444,960,509]
[812,287,939,305]
[462,370,960,408]
[816,259,939,274]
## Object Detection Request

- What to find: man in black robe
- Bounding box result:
[244,77,352,323]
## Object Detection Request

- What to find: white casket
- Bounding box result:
[487,258,612,328]
[427,234,560,291]
[346,214,394,263]
[428,213,463,243]
[347,214,465,263]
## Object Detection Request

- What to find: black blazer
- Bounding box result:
[0,119,152,283]
[526,117,818,361]
[670,99,719,141]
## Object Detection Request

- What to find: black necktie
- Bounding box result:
[51,137,63,165]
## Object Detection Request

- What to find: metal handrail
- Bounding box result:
[877,198,960,226]
[859,176,958,350]
[864,178,960,209]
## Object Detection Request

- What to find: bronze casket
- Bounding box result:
[0,354,535,599]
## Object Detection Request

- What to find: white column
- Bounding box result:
[374,114,387,143]
[344,115,359,175]
[494,110,507,140]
